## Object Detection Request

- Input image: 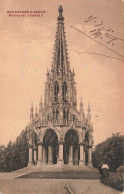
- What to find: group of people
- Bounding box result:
[98,161,109,181]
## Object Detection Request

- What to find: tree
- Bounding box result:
[93,133,123,170]
[0,128,29,172]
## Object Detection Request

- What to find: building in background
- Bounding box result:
[28,6,93,167]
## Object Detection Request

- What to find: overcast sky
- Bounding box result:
[0,0,124,147]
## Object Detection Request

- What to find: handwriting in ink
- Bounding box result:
[85,15,124,46]
[70,26,124,62]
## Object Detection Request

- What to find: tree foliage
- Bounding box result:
[92,133,123,170]
[0,129,29,172]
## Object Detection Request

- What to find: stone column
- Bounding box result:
[48,145,53,165]
[34,148,37,165]
[74,147,78,165]
[68,82,71,103]
[68,145,73,165]
[57,143,64,165]
[43,146,47,164]
[37,142,43,166]
[79,144,85,166]
[88,147,92,167]
[28,144,33,167]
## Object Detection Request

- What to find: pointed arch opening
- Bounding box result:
[63,82,67,102]
[54,81,59,102]
[64,129,79,165]
[43,129,58,164]
[31,131,37,149]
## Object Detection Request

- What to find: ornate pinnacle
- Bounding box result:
[35,107,38,117]
[39,95,43,107]
[57,5,64,21]
[88,102,91,112]
[30,102,33,111]
[80,96,83,106]
[87,103,91,124]
[30,102,34,123]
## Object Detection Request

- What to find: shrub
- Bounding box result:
[102,172,123,191]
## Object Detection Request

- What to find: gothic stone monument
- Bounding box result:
[27,6,93,168]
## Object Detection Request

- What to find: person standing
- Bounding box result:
[101,161,109,181]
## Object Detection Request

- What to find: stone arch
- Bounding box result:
[43,128,58,145]
[63,127,80,141]
[85,131,93,148]
[43,128,59,164]
[64,128,80,165]
[41,127,59,142]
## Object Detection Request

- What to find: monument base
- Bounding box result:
[88,162,93,167]
[28,162,33,167]
[79,160,85,167]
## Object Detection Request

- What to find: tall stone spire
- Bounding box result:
[52,5,70,75]
[44,6,77,107]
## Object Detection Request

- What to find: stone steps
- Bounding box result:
[16,165,97,173]
[6,165,98,179]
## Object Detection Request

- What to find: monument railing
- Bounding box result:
[40,119,81,127]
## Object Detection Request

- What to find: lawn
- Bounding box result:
[17,170,100,179]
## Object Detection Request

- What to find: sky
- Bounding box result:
[0,0,124,147]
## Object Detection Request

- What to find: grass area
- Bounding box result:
[102,171,123,192]
[17,170,100,179]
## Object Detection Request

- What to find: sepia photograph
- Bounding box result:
[0,0,123,193]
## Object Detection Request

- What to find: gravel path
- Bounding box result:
[0,175,119,194]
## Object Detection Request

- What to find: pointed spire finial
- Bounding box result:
[30,101,33,111]
[35,107,38,116]
[39,95,43,107]
[80,96,83,106]
[57,5,64,21]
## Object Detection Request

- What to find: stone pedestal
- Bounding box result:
[48,145,53,165]
[28,162,33,167]
[88,148,93,167]
[68,145,73,165]
[79,144,85,166]
[57,143,64,165]
[28,145,33,167]
[88,162,93,167]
